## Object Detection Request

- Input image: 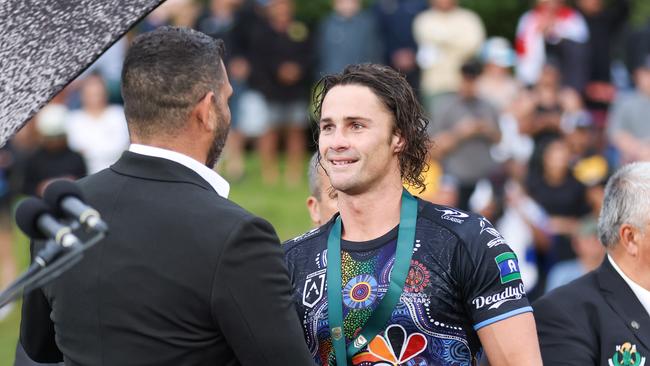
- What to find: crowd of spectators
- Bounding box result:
[2,0,650,315]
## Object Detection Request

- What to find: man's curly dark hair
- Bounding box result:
[313,63,430,192]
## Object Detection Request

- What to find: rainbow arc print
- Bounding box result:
[351,324,427,365]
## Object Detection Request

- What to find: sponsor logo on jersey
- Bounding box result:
[363,324,428,365]
[302,268,326,308]
[486,237,507,248]
[480,217,506,248]
[435,208,469,224]
[608,342,646,366]
[495,252,521,284]
[472,283,526,310]
[479,217,500,237]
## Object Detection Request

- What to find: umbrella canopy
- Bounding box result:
[0,0,164,146]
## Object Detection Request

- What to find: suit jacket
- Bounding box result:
[20,151,314,366]
[534,258,650,365]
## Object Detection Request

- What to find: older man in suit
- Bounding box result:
[19,26,313,366]
[534,162,650,365]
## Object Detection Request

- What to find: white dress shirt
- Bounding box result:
[608,255,650,317]
[128,144,230,198]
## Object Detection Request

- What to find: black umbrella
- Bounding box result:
[0,0,165,146]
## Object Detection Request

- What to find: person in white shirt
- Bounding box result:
[65,73,129,174]
[534,162,650,365]
[413,0,485,115]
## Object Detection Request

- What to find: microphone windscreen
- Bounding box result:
[43,179,84,215]
[15,197,51,239]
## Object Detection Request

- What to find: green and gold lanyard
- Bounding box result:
[326,189,418,366]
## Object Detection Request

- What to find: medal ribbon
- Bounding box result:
[327,189,418,365]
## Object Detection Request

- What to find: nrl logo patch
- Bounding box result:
[435,208,469,224]
[353,335,368,348]
[302,268,326,308]
[608,342,646,366]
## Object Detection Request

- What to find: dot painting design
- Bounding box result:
[340,250,384,340]
[343,274,378,309]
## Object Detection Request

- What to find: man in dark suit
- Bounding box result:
[534,162,650,366]
[19,26,314,366]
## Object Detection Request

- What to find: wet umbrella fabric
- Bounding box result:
[0,0,164,146]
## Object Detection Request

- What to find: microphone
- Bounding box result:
[43,180,108,233]
[15,197,82,248]
[32,240,66,268]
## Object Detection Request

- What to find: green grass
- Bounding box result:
[0,225,30,366]
[228,154,313,241]
[0,153,313,365]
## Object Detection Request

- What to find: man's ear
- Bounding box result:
[392,130,405,153]
[306,196,321,227]
[194,91,215,131]
[619,224,640,257]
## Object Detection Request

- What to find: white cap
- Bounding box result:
[36,104,68,137]
[481,37,516,68]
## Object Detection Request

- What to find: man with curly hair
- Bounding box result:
[284,64,542,366]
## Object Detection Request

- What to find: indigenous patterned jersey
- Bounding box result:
[284,198,532,366]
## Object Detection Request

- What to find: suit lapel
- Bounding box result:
[110,151,215,193]
[598,258,650,351]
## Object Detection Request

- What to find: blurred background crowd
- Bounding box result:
[2,0,650,331]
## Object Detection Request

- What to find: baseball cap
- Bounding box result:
[481,37,516,68]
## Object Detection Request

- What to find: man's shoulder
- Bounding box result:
[77,167,116,188]
[417,199,496,246]
[283,219,332,255]
[612,92,647,112]
[77,168,254,222]
[456,6,482,20]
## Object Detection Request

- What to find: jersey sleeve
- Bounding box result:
[454,216,533,331]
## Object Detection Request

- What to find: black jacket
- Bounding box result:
[20,151,314,366]
[534,258,649,365]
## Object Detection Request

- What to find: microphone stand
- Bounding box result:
[0,221,107,308]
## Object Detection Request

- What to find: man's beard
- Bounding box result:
[206,110,230,168]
